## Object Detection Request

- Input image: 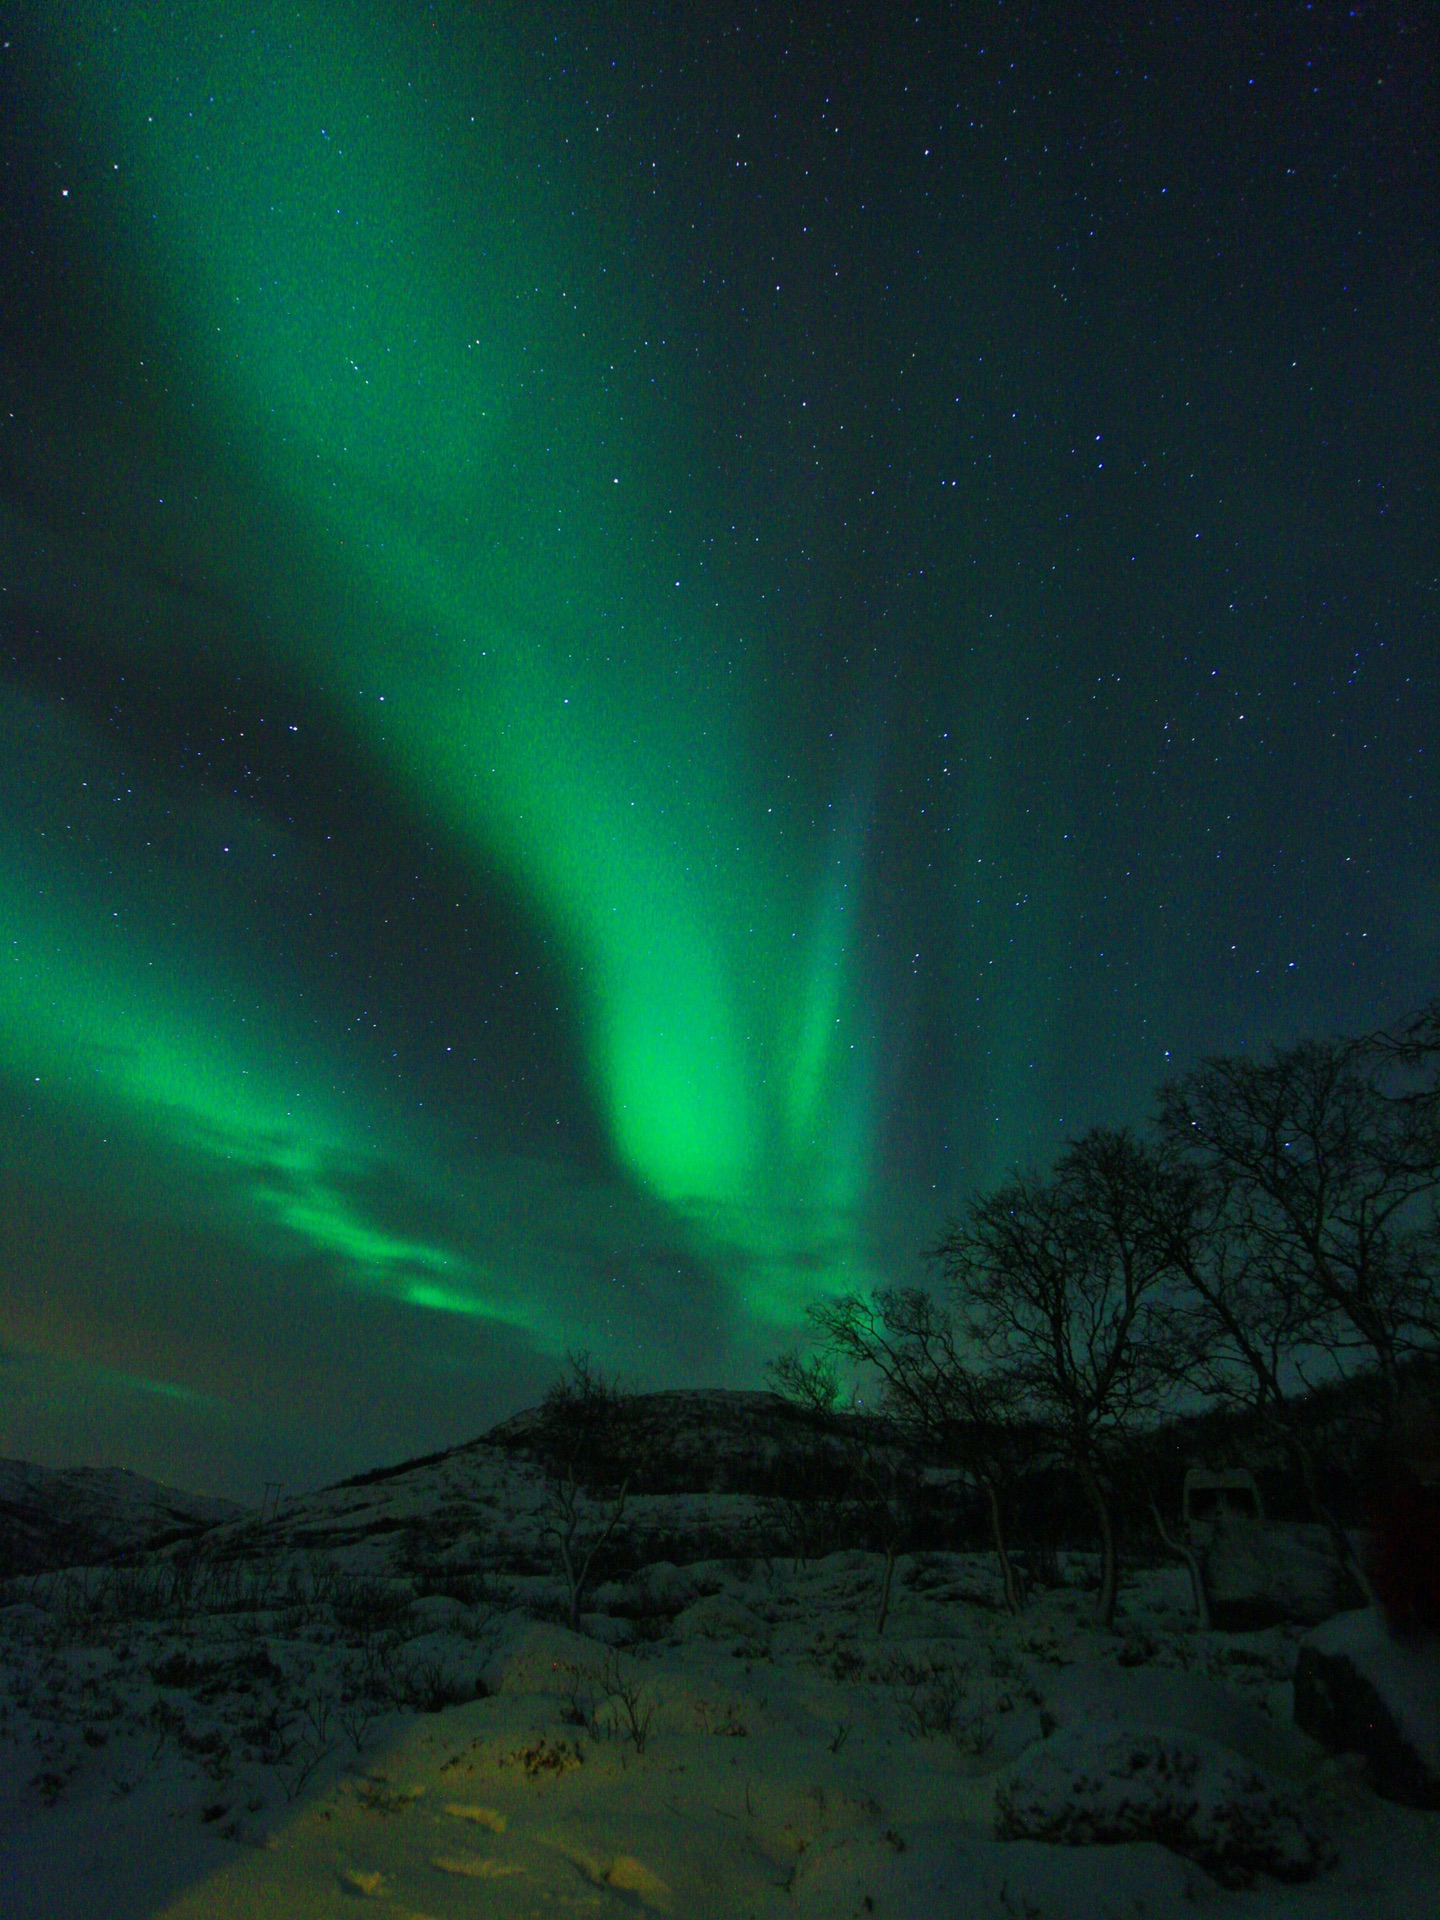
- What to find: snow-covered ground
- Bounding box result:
[2,1440,1437,1918]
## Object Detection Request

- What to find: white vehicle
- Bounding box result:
[1181,1466,1265,1548]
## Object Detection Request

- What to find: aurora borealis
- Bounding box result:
[2,3,1435,1496]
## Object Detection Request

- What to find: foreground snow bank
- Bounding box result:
[1294,1606,1440,1806]
[994,1722,1335,1887]
[5,1549,1439,1919]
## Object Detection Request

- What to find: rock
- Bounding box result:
[994,1722,1335,1889]
[793,1822,1217,1919]
[1292,1605,1440,1807]
[671,1593,769,1644]
[408,1593,470,1632]
[578,1611,635,1646]
[1368,1480,1440,1639]
[629,1560,699,1614]
[480,1621,610,1695]
[1201,1517,1364,1629]
[1042,1661,1308,1781]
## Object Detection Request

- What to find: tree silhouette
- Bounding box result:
[932,1129,1182,1630]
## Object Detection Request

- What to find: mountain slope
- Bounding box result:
[0,1459,249,1575]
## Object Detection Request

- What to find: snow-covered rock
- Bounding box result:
[671,1593,769,1644]
[1201,1517,1364,1629]
[406,1592,471,1633]
[994,1722,1336,1887]
[1293,1606,1440,1807]
[1041,1655,1311,1779]
[578,1610,636,1646]
[630,1559,701,1613]
[793,1822,1219,1918]
[480,1620,613,1695]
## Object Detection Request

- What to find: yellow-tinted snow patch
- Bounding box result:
[441,1801,507,1830]
[338,1865,387,1897]
[355,1777,425,1814]
[607,1854,672,1908]
[430,1853,525,1879]
[544,1840,671,1911]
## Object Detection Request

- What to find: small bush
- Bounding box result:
[331,1574,413,1638]
[399,1655,482,1713]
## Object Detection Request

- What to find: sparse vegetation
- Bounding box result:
[536,1351,644,1631]
[764,1000,1440,1634]
[2,1012,1435,1909]
[587,1652,656,1754]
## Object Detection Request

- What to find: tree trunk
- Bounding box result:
[1076,1454,1119,1630]
[983,1476,1024,1615]
[553,1479,583,1630]
[1266,1409,1377,1607]
[1150,1501,1210,1630]
[549,1470,630,1632]
[875,1541,897,1636]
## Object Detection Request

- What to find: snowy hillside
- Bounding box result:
[1,1395,1436,1918]
[0,1459,249,1576]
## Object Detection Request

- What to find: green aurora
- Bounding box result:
[3,2,1433,1491]
[7,0,887,1374]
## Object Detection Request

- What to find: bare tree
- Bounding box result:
[848,1423,922,1637]
[1157,1033,1440,1426]
[798,1290,1032,1617]
[1142,1144,1377,1602]
[767,1343,921,1632]
[769,1348,843,1416]
[537,1352,637,1633]
[932,1128,1183,1630]
[762,1348,848,1572]
[1362,998,1440,1312]
[1151,1026,1440,1603]
[1363,996,1440,1100]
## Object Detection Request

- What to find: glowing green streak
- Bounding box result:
[261,1200,458,1284]
[67,0,764,1209]
[53,0,885,1312]
[90,1361,221,1410]
[262,1195,547,1335]
[782,791,873,1192]
[0,873,336,1173]
[0,778,535,1337]
[14,1348,223,1411]
[406,634,761,1203]
[401,1281,542,1329]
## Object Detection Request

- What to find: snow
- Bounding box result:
[1303,1606,1440,1782]
[2,1436,1438,1919]
[994,1722,1333,1886]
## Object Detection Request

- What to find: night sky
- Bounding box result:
[1,2,1435,1498]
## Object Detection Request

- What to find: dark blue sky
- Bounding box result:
[1,1,1435,1497]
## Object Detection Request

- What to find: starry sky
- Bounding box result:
[1,1,1435,1498]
